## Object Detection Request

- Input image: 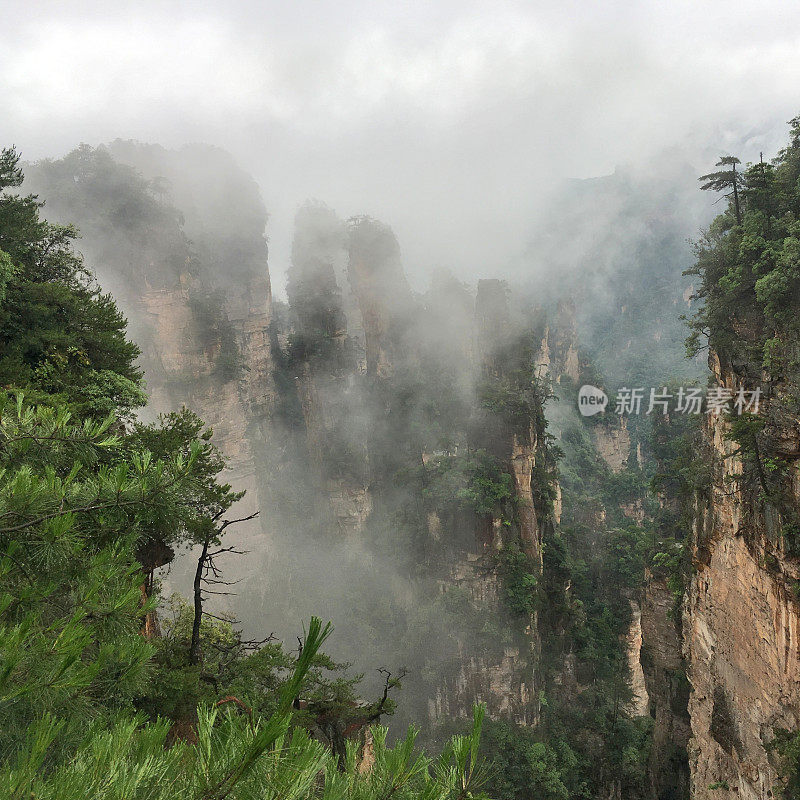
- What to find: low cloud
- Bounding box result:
[3,0,800,291]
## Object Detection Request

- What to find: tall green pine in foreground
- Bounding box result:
[0,146,489,798]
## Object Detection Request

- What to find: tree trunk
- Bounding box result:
[140,574,161,639]
[190,535,210,666]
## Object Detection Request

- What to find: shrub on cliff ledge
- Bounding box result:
[423,449,515,520]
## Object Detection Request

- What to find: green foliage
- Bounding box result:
[23,144,194,290]
[605,525,648,592]
[424,450,515,519]
[0,697,490,800]
[128,407,241,549]
[686,118,800,560]
[461,454,516,517]
[0,394,246,756]
[477,336,549,439]
[650,407,706,503]
[479,376,540,436]
[531,378,665,798]
[283,205,353,373]
[647,407,705,609]
[188,289,243,381]
[0,147,144,417]
[769,728,800,798]
[478,720,577,800]
[699,156,744,223]
[0,248,14,301]
[686,119,800,380]
[469,712,652,800]
[145,597,367,729]
[531,440,561,518]
[556,422,606,501]
[495,544,539,615]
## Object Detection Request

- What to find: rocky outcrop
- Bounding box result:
[286,206,374,537]
[436,280,544,725]
[24,143,278,543]
[641,575,691,799]
[429,554,538,725]
[139,272,276,530]
[551,300,581,384]
[428,643,536,725]
[476,280,543,566]
[626,600,650,718]
[593,416,632,474]
[285,263,547,728]
[346,217,413,378]
[512,429,542,566]
[535,302,581,386]
[292,363,373,537]
[29,143,555,738]
[326,484,373,535]
[685,531,800,798]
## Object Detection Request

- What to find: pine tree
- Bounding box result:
[699,155,744,224]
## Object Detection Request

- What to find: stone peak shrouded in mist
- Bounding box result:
[346,215,413,377]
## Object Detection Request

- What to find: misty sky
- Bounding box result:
[3,0,800,293]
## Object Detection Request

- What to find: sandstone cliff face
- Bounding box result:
[428,642,536,725]
[685,531,800,799]
[425,535,541,728]
[139,272,276,529]
[640,575,691,799]
[290,363,373,538]
[24,143,279,541]
[285,210,379,538]
[429,554,538,725]
[626,600,650,718]
[476,280,543,566]
[683,356,800,800]
[423,281,544,726]
[346,217,413,378]
[417,282,583,728]
[534,302,580,386]
[511,429,542,566]
[593,416,632,474]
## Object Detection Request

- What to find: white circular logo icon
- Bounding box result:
[577,385,608,416]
